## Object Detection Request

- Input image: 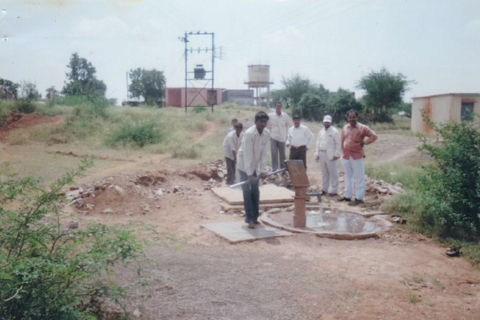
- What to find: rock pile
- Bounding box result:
[365,177,405,196]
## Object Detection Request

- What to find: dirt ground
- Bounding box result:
[2,114,480,319]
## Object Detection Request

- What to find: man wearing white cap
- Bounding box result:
[315,115,341,196]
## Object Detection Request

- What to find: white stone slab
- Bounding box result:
[212,184,295,205]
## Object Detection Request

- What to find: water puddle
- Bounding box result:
[269,208,384,235]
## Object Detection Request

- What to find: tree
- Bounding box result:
[62,53,107,98]
[128,68,166,105]
[328,89,364,124]
[46,86,60,99]
[20,81,41,100]
[357,68,414,123]
[294,92,326,121]
[0,78,20,99]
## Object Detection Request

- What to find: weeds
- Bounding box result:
[412,275,424,284]
[192,105,207,113]
[107,121,162,148]
[432,279,446,290]
[406,293,422,303]
[6,129,28,145]
[346,288,362,298]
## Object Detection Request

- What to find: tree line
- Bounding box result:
[1,53,167,106]
[270,68,414,124]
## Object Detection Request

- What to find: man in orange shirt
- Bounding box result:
[338,109,377,205]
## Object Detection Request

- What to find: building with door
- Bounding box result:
[411,93,480,136]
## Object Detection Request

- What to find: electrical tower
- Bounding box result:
[179,32,215,113]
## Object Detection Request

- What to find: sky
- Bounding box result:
[1,0,479,104]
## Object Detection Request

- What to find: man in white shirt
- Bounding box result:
[222,123,244,185]
[268,102,289,171]
[315,115,341,196]
[286,114,314,170]
[237,111,270,229]
[228,118,238,132]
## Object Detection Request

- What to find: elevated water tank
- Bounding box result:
[247,65,271,87]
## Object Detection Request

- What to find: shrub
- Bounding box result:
[0,159,146,319]
[107,121,162,148]
[15,99,36,114]
[416,118,480,239]
[192,105,207,113]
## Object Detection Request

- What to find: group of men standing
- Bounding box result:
[222,102,377,229]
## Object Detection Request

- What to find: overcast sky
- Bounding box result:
[1,0,479,104]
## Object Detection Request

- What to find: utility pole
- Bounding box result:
[179,32,215,114]
[125,71,129,100]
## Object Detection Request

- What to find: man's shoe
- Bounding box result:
[328,193,338,196]
[248,221,255,229]
[337,197,351,202]
[253,220,260,224]
[348,198,365,206]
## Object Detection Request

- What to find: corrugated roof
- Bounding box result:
[412,93,480,99]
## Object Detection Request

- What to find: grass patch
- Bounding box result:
[406,293,422,303]
[106,121,162,148]
[365,160,425,190]
[171,144,201,159]
[432,279,446,290]
[6,129,28,145]
[412,275,424,284]
[462,290,474,296]
[370,114,411,132]
[346,288,362,298]
[192,105,207,113]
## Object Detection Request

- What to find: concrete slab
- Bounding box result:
[212,184,295,205]
[202,220,293,244]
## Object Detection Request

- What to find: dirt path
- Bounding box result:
[194,121,218,143]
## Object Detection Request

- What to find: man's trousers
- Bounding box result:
[239,170,260,223]
[270,138,286,171]
[319,150,339,193]
[225,157,236,184]
[341,156,365,200]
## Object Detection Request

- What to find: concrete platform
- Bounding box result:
[260,208,392,240]
[202,220,294,244]
[212,184,295,205]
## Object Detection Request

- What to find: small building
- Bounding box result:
[0,86,15,100]
[164,87,223,108]
[411,93,480,136]
[222,89,254,106]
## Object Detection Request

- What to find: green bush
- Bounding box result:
[0,159,146,319]
[384,118,480,241]
[416,119,480,239]
[107,121,162,148]
[15,100,37,114]
[192,105,207,113]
